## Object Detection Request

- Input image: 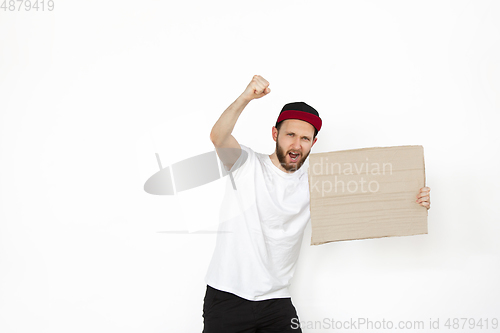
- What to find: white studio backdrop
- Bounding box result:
[1,0,499,332]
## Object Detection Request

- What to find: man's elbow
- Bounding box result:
[210,132,227,147]
[210,131,219,145]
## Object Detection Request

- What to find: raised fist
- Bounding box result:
[241,75,271,101]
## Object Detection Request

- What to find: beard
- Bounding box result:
[276,138,311,172]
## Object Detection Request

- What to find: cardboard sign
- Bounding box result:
[308,145,427,245]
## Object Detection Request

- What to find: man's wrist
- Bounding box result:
[237,93,253,104]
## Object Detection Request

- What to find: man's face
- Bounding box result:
[273,119,318,172]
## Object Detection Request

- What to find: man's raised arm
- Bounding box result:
[210,75,270,170]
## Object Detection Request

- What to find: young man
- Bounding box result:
[203,75,431,333]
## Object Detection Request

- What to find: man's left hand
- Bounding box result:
[416,187,431,209]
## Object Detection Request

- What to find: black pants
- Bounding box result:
[202,285,302,333]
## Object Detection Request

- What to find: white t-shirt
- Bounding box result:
[205,144,311,301]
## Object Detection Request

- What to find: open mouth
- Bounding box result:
[289,152,300,162]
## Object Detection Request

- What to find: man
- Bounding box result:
[203,75,431,333]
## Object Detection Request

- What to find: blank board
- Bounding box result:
[308,145,428,245]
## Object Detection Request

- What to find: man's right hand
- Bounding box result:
[240,75,271,102]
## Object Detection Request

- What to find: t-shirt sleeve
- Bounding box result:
[220,144,254,181]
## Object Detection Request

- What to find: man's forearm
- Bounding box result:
[210,95,250,145]
[210,75,270,145]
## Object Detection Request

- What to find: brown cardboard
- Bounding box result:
[308,145,427,245]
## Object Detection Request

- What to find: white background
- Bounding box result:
[1,1,499,332]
